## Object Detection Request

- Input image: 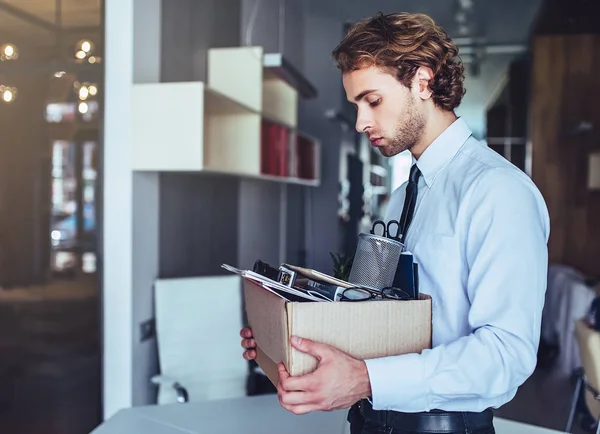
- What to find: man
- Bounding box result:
[241,11,550,434]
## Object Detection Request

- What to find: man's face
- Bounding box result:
[343,66,426,158]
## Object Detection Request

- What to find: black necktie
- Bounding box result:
[398,164,422,244]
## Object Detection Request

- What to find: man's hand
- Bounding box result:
[276,336,372,415]
[240,327,256,360]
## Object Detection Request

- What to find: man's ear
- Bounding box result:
[413,66,434,101]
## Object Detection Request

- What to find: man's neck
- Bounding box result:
[411,110,458,159]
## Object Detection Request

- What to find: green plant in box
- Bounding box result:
[330,251,354,281]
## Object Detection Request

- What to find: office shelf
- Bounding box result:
[208,46,298,129]
[132,46,320,186]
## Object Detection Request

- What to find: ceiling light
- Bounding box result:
[0,43,18,61]
[78,39,94,54]
[3,90,14,102]
[0,85,17,103]
[76,50,87,60]
[88,85,98,96]
[78,102,89,114]
[79,86,89,100]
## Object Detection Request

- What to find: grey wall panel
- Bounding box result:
[298,13,345,273]
[159,0,242,279]
[285,184,307,266]
[241,0,281,54]
[131,172,160,406]
[131,0,162,407]
[161,0,241,83]
[241,0,305,72]
[190,0,242,81]
[159,173,240,277]
[237,179,281,270]
[160,0,194,82]
[282,0,306,73]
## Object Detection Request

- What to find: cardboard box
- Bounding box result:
[243,278,432,386]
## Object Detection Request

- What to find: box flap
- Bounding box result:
[243,279,289,371]
[288,295,432,376]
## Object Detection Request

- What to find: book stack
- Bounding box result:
[260,120,289,177]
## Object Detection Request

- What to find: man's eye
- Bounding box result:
[369,99,381,107]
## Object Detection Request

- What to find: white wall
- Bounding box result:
[103,0,162,419]
[103,0,134,420]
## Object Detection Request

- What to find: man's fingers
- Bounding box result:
[241,338,256,349]
[281,403,321,415]
[240,327,253,338]
[276,363,290,392]
[242,350,256,360]
[277,362,290,379]
[276,364,291,402]
[280,371,319,392]
[290,336,331,360]
[241,331,256,360]
[279,391,319,406]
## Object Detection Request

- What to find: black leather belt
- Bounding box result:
[351,399,494,433]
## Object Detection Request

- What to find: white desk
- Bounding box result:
[91,395,565,434]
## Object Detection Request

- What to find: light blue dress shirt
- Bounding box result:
[364,117,550,413]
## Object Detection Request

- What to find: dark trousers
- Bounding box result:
[348,399,496,434]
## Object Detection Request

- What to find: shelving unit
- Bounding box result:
[132,46,320,186]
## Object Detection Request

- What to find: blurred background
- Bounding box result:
[0,0,599,433]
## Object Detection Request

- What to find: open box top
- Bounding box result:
[243,278,432,385]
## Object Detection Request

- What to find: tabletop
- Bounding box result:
[90,394,565,434]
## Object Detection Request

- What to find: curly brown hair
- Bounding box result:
[332,12,466,111]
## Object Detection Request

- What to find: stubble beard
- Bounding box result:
[379,97,426,158]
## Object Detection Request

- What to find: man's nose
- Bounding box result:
[355,110,372,133]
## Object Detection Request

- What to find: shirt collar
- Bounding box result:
[412,117,473,187]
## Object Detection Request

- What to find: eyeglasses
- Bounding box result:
[337,286,413,302]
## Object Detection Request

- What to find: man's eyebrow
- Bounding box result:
[353,89,378,102]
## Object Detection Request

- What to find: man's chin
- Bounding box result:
[379,147,401,158]
[379,143,412,158]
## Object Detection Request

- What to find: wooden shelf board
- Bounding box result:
[204,168,320,186]
[205,86,258,116]
[131,167,320,187]
[256,174,320,187]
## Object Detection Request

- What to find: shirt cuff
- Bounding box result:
[364,352,430,412]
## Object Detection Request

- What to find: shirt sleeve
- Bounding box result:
[364,167,550,412]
